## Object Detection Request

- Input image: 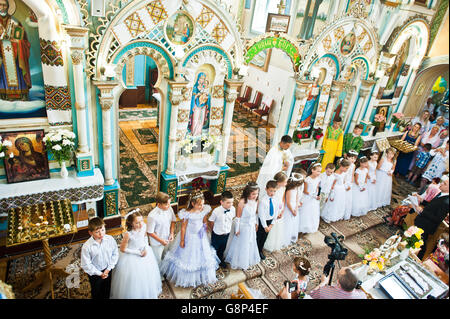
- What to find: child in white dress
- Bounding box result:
[319,163,336,211]
[367,151,379,211]
[283,173,304,245]
[376,148,397,207]
[352,157,370,217]
[160,191,219,287]
[343,151,358,220]
[321,159,350,223]
[264,172,289,251]
[298,163,322,233]
[110,211,162,299]
[225,182,261,269]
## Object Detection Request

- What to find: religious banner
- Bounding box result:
[244,34,301,71]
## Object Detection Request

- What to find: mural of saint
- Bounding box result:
[385,38,410,94]
[166,12,194,46]
[188,72,211,136]
[0,0,31,101]
[340,32,356,56]
[298,86,319,129]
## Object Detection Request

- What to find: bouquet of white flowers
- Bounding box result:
[44,129,76,164]
[0,135,13,158]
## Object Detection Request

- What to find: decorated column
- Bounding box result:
[92,80,119,186]
[65,26,94,176]
[287,80,313,136]
[218,79,242,167]
[323,80,346,128]
[166,80,188,175]
[362,52,396,123]
[349,79,376,132]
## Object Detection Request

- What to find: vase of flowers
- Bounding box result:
[398,226,424,260]
[372,114,386,136]
[391,112,403,124]
[0,135,12,159]
[293,130,309,145]
[360,248,386,275]
[44,129,76,178]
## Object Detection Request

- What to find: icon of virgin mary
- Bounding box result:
[188,72,211,136]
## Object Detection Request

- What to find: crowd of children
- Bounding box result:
[80,145,403,299]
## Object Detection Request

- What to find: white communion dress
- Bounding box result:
[321,172,346,223]
[298,176,321,233]
[343,163,355,220]
[110,224,162,299]
[264,187,288,251]
[376,159,394,207]
[160,205,219,288]
[367,160,378,211]
[351,167,369,217]
[224,200,261,270]
[283,186,302,245]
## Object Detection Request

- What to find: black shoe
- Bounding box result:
[219,262,227,268]
[259,253,266,260]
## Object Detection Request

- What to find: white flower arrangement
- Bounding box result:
[44,129,76,164]
[0,136,13,159]
[178,134,222,157]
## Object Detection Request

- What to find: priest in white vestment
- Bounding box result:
[256,135,294,191]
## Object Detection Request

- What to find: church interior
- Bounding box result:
[0,0,448,300]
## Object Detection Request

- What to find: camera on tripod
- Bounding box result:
[323,232,348,282]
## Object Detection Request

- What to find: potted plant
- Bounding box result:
[391,112,404,124]
[293,130,309,145]
[44,129,76,178]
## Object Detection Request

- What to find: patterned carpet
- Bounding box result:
[118,108,157,122]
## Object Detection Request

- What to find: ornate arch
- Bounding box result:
[302,15,379,78]
[111,40,175,87]
[182,45,232,80]
[384,15,430,68]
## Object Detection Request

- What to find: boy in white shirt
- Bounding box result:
[208,191,235,268]
[147,192,176,267]
[256,180,280,260]
[319,163,336,210]
[81,217,119,299]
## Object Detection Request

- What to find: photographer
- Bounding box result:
[309,267,366,299]
[277,257,311,299]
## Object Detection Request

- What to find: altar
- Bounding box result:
[355,256,448,299]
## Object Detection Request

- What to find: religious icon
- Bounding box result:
[1,129,50,183]
[340,32,356,56]
[165,11,194,46]
[298,84,319,129]
[0,0,32,101]
[188,69,213,137]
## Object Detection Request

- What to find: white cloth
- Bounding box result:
[352,168,369,217]
[224,200,260,270]
[208,205,236,235]
[367,160,378,210]
[321,172,346,223]
[264,187,288,252]
[256,144,294,191]
[298,176,321,233]
[283,187,301,245]
[110,224,162,299]
[81,235,119,276]
[343,163,355,220]
[375,159,394,207]
[147,206,177,247]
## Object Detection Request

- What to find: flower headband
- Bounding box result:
[291,173,304,182]
[297,261,310,271]
[348,150,358,156]
[124,208,140,219]
[188,189,204,204]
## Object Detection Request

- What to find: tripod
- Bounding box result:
[323,257,342,286]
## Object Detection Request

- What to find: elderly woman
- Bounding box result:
[431,116,447,134]
[412,110,431,135]
[394,122,422,177]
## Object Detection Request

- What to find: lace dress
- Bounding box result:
[367,160,378,210]
[298,176,321,233]
[160,205,219,287]
[321,172,346,223]
[376,159,394,207]
[352,168,369,217]
[110,224,162,299]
